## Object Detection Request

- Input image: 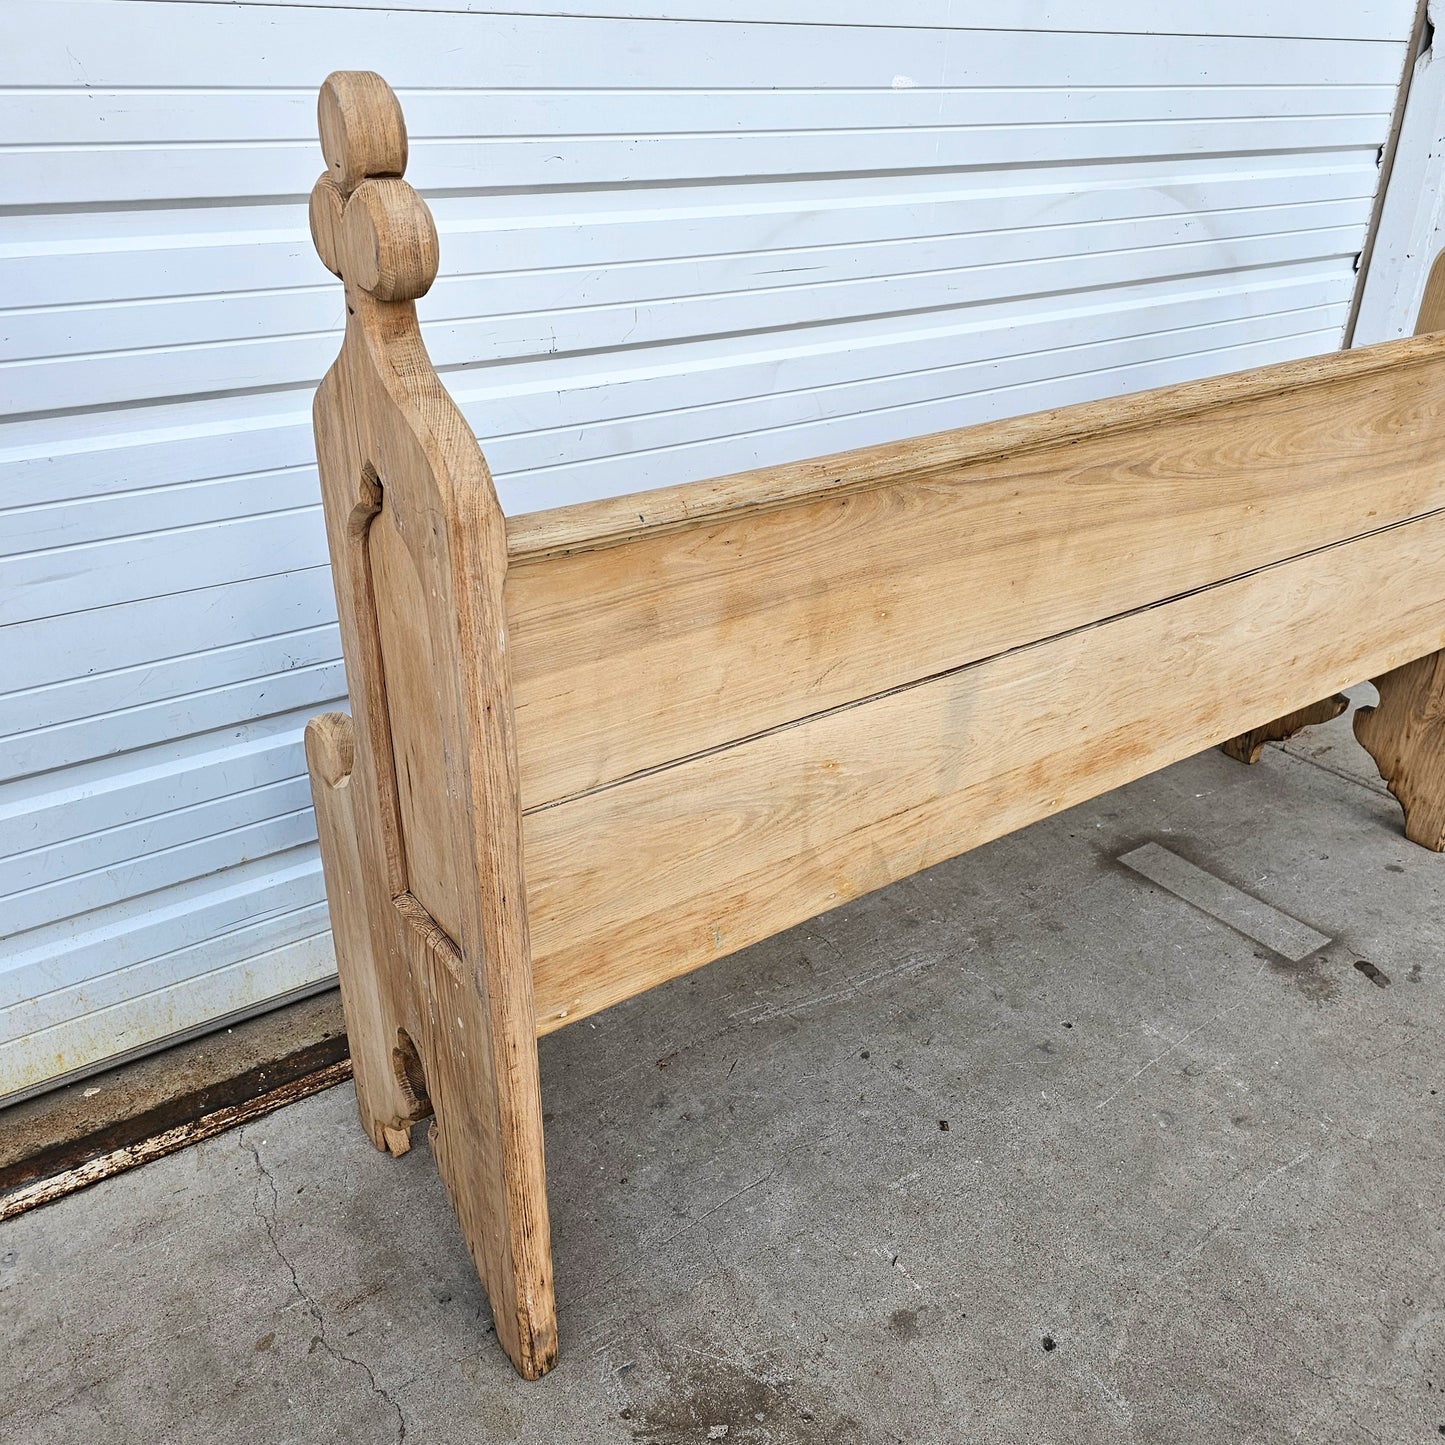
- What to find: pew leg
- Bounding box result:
[306,718,556,1375]
[1220,694,1350,765]
[1354,651,1445,851]
[305,713,431,1155]
[404,955,558,1378]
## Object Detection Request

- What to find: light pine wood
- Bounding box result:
[1345,207,1445,850]
[1219,188,1445,767]
[306,73,554,1379]
[524,514,1445,1030]
[1347,214,1445,849]
[304,711,428,1152]
[367,503,466,943]
[1220,694,1350,765]
[504,331,1445,563]
[1355,651,1445,850]
[508,356,1445,807]
[304,71,1445,1379]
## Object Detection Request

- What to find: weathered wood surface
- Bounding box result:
[525,514,1445,1031]
[504,330,1445,562]
[1219,196,1445,766]
[305,711,425,1155]
[304,69,1445,1381]
[1355,650,1445,850]
[507,341,1445,808]
[1220,694,1350,764]
[366,508,467,945]
[1346,219,1445,851]
[307,72,555,1378]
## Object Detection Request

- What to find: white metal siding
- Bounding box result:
[0,0,1416,1098]
[1355,3,1443,343]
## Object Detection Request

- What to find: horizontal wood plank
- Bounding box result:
[507,331,1445,557]
[508,335,1445,807]
[525,510,1445,1031]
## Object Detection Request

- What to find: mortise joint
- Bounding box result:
[392,1028,430,1116]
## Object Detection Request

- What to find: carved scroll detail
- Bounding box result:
[1354,653,1445,851]
[1219,694,1350,765]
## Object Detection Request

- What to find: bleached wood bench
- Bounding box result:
[301,72,1445,1377]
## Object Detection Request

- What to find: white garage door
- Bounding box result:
[0,1,1418,1099]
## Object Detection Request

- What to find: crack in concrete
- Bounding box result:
[241,1129,408,1444]
[1154,1147,1315,1284]
[652,1167,778,1251]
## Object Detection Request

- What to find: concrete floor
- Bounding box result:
[4,696,1443,1444]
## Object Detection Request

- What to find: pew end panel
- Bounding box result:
[306,71,555,1378]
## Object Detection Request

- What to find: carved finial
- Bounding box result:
[310,72,438,302]
[318,71,407,196]
[341,178,439,301]
[310,172,346,278]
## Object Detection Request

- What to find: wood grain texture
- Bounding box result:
[367,505,465,944]
[524,513,1445,1031]
[341,177,439,301]
[318,70,407,194]
[307,72,555,1379]
[1347,186,1445,850]
[1220,694,1350,764]
[305,711,427,1148]
[1355,650,1445,850]
[505,331,1445,562]
[508,352,1445,807]
[304,71,1445,1382]
[1222,228,1445,784]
